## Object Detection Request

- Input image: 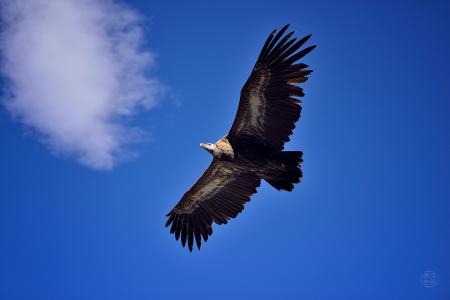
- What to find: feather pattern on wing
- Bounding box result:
[228,24,316,151]
[165,159,261,251]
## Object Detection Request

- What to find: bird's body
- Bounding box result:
[165,24,315,251]
[201,135,301,188]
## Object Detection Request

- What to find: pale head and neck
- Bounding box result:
[200,136,234,159]
[200,143,217,156]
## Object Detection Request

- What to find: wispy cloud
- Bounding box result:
[0,0,163,170]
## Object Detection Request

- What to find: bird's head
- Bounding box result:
[200,143,216,155]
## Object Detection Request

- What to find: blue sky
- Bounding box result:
[1,0,450,299]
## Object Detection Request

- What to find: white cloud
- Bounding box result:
[0,0,163,170]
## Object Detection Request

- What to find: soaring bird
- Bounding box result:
[165,24,315,251]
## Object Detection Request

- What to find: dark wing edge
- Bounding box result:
[165,159,261,252]
[228,24,316,151]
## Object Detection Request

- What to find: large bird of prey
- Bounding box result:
[165,24,315,251]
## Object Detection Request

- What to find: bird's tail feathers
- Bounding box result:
[264,151,303,191]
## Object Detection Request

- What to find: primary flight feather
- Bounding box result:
[165,24,315,251]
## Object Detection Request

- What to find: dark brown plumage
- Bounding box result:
[165,24,315,251]
[228,24,315,151]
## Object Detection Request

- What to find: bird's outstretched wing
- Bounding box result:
[228,24,315,151]
[165,159,261,251]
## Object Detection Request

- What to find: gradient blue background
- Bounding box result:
[1,0,449,299]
